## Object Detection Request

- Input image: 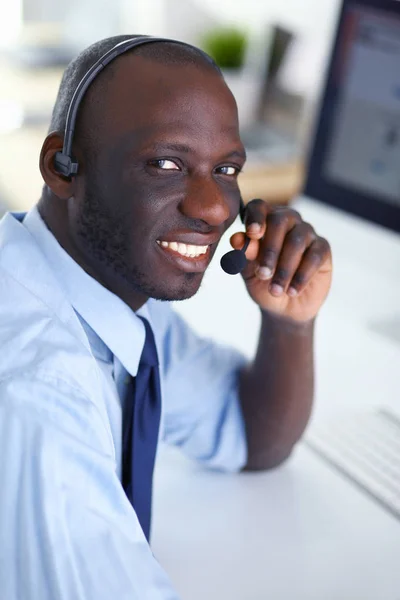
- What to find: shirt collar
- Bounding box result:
[22,206,146,377]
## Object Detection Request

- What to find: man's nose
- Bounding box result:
[179,174,231,227]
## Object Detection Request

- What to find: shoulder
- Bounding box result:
[0,260,102,407]
[0,367,114,464]
[0,265,111,450]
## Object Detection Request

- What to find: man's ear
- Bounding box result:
[39,132,76,200]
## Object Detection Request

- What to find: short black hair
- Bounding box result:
[49,34,221,144]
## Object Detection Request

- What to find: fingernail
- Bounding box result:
[256,266,273,280]
[270,283,284,296]
[287,287,298,297]
[247,223,262,234]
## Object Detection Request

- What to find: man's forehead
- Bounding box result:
[95,58,239,141]
[100,54,234,111]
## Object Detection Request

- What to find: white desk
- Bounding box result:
[152,444,400,600]
[151,198,400,600]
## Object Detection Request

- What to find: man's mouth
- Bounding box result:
[156,240,209,259]
[155,238,214,273]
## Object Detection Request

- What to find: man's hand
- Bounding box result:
[230,199,333,323]
[233,200,331,469]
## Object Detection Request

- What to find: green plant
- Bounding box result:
[201,27,248,70]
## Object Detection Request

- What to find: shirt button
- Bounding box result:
[124,375,131,385]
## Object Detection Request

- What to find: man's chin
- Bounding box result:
[145,272,203,302]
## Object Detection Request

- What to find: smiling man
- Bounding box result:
[0,35,332,599]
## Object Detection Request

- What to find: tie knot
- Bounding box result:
[138,317,159,368]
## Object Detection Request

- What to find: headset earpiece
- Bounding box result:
[54,152,79,178]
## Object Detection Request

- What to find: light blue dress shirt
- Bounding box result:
[0,206,248,600]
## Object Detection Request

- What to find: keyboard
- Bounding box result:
[304,408,400,520]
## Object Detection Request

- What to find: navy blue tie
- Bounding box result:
[122,317,161,542]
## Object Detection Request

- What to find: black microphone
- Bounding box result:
[220,236,251,275]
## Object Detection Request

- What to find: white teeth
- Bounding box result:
[157,240,209,258]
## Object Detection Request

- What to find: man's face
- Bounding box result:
[69,55,246,305]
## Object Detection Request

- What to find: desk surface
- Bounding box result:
[152,443,400,600]
[152,309,400,600]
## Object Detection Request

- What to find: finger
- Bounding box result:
[255,207,303,281]
[242,198,268,240]
[230,231,259,261]
[287,237,332,297]
[267,223,317,296]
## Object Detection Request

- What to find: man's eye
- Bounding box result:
[151,159,180,170]
[217,166,241,176]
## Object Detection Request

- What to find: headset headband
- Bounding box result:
[54,35,219,177]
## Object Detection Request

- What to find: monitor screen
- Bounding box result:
[305,0,400,232]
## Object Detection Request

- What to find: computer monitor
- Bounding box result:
[304,0,400,234]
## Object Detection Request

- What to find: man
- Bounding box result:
[0,35,332,599]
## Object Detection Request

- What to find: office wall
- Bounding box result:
[17,0,122,53]
[22,0,64,21]
[123,0,341,47]
[121,0,221,42]
[197,0,341,38]
[121,0,342,100]
[16,0,342,54]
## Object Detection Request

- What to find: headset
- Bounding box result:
[53,35,250,275]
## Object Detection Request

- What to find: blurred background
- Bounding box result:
[0,0,397,385]
[0,0,341,213]
[1,2,400,599]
